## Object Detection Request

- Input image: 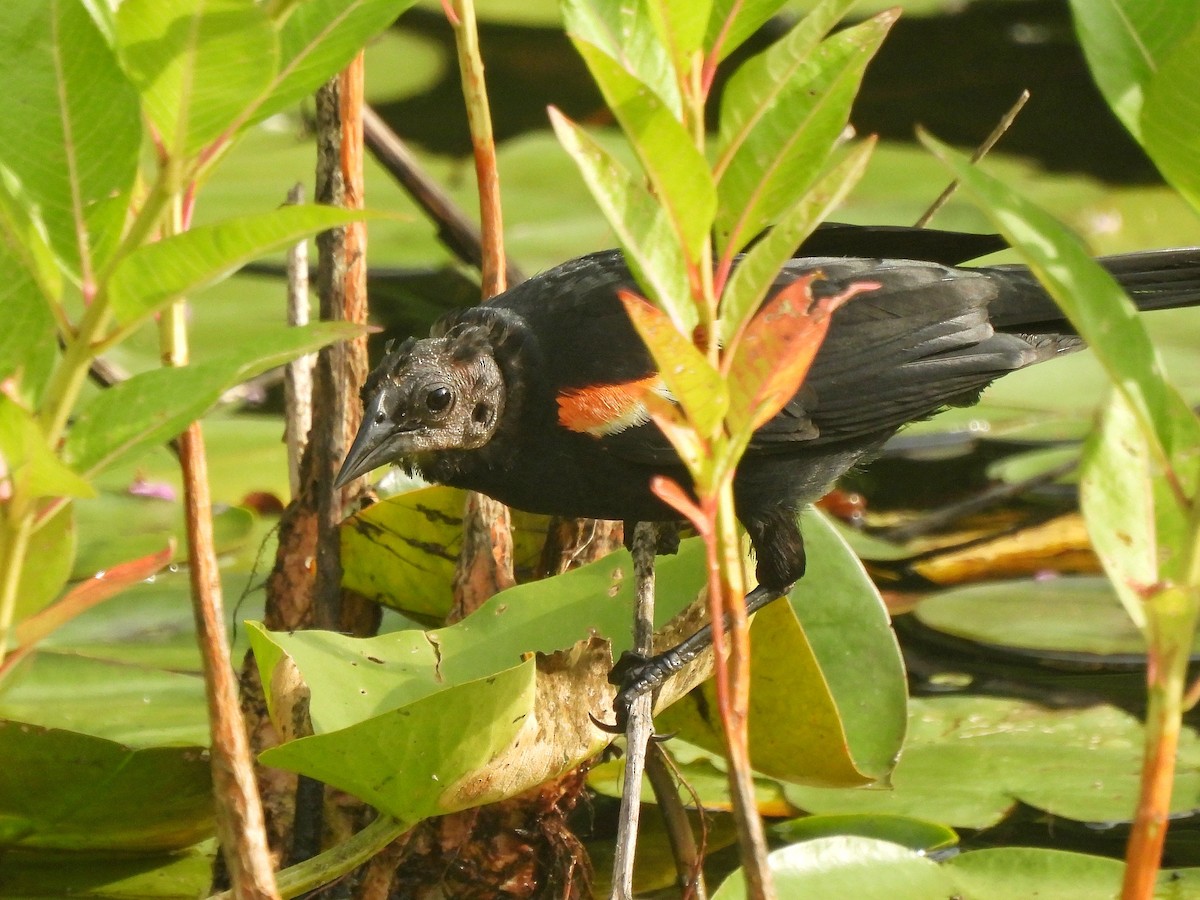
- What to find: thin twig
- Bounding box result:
[208,814,412,900]
[446,0,516,621]
[362,107,525,286]
[876,455,1078,544]
[181,425,280,899]
[612,521,660,900]
[914,90,1031,228]
[645,742,707,899]
[284,182,312,500]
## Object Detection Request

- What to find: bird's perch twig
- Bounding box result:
[612,522,660,898]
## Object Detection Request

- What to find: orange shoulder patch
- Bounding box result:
[557,375,662,437]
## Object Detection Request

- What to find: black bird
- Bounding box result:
[336,224,1200,719]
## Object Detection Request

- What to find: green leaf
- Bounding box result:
[549,111,692,329]
[660,598,872,787]
[108,204,378,328]
[572,40,716,260]
[73,493,253,579]
[944,848,1126,900]
[0,396,94,503]
[0,650,209,748]
[788,696,1200,828]
[0,0,140,274]
[256,0,422,123]
[789,509,907,783]
[588,737,799,815]
[561,0,681,116]
[657,509,906,786]
[64,321,361,477]
[0,719,211,851]
[0,846,212,899]
[1069,0,1200,139]
[260,659,535,822]
[1081,393,1193,634]
[769,813,957,854]
[252,541,716,815]
[12,506,76,624]
[340,485,551,620]
[0,164,64,311]
[1142,23,1200,210]
[913,576,1176,660]
[263,540,709,732]
[714,837,950,900]
[620,291,728,436]
[705,0,793,63]
[714,10,894,254]
[923,133,1200,482]
[116,0,278,157]
[720,139,874,332]
[0,249,58,405]
[647,0,712,76]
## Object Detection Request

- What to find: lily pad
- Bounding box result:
[0,720,211,852]
[340,484,550,620]
[911,576,1188,666]
[713,838,1200,899]
[787,696,1200,828]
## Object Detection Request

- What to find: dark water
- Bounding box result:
[380,0,1156,184]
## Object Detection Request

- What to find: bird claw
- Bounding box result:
[588,650,672,734]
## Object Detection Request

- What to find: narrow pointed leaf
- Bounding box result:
[108,204,376,328]
[0,397,94,503]
[562,0,681,116]
[620,290,727,436]
[1142,25,1200,210]
[0,0,139,274]
[1080,393,1190,632]
[549,111,692,330]
[0,255,57,405]
[117,0,278,157]
[705,0,794,63]
[923,133,1200,478]
[715,11,894,254]
[10,506,75,625]
[721,138,875,333]
[725,277,876,443]
[254,0,421,124]
[573,40,716,260]
[647,0,712,75]
[1069,0,1200,138]
[64,322,362,476]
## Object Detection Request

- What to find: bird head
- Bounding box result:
[334,319,511,488]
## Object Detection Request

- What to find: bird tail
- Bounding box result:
[985,246,1200,333]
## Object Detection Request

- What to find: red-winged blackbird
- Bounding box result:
[336,224,1200,717]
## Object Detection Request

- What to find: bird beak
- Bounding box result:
[335,391,400,489]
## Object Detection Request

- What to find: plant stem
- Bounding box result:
[712,476,773,899]
[207,814,411,899]
[1123,593,1195,899]
[0,510,35,668]
[156,184,278,894]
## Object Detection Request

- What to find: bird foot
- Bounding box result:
[591,649,682,735]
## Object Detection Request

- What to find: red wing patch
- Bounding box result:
[557,375,663,437]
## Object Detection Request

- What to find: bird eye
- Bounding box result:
[425,385,452,413]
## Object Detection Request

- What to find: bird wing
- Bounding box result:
[493,253,1055,468]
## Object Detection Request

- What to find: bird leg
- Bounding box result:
[605,582,791,732]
